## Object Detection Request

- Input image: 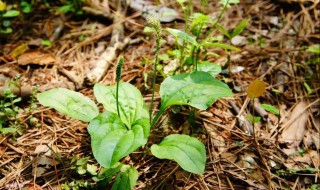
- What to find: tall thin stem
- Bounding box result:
[150,38,161,123]
[151,106,166,127]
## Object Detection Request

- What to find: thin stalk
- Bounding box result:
[204,0,229,40]
[252,98,256,140]
[151,107,166,127]
[191,24,204,70]
[274,92,281,145]
[179,0,192,72]
[149,38,161,123]
[214,0,229,26]
[195,47,201,70]
[116,81,120,118]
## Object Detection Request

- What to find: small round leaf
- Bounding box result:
[247,79,266,98]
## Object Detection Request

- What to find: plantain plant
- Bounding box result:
[37,56,232,189]
[35,1,247,189]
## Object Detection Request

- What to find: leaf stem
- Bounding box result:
[151,107,166,127]
[150,38,161,123]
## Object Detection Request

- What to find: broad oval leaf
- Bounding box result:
[112,165,138,190]
[202,42,240,51]
[247,79,266,98]
[37,88,98,122]
[151,134,206,174]
[197,61,221,77]
[88,111,150,168]
[2,10,20,17]
[160,71,232,110]
[166,28,198,46]
[94,82,149,128]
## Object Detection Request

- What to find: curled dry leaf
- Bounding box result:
[17,50,56,66]
[220,152,237,163]
[32,156,60,177]
[280,102,309,148]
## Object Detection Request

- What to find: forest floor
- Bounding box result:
[0,0,319,189]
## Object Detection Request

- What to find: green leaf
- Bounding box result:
[166,28,198,46]
[246,114,261,124]
[160,71,232,110]
[77,166,87,175]
[2,10,20,17]
[0,127,17,134]
[214,23,230,38]
[261,104,279,115]
[98,163,123,182]
[37,88,99,122]
[190,12,210,27]
[88,111,150,168]
[94,82,149,128]
[112,165,138,190]
[12,97,21,104]
[3,20,11,27]
[202,42,240,51]
[191,12,209,24]
[306,44,320,54]
[143,26,155,35]
[87,164,98,175]
[190,13,210,36]
[230,19,249,38]
[304,82,313,95]
[20,1,32,13]
[76,157,89,166]
[197,61,222,77]
[42,40,52,47]
[159,53,169,61]
[0,27,12,34]
[151,134,206,174]
[57,4,74,13]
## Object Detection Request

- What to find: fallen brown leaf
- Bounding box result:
[17,50,56,66]
[280,102,309,148]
